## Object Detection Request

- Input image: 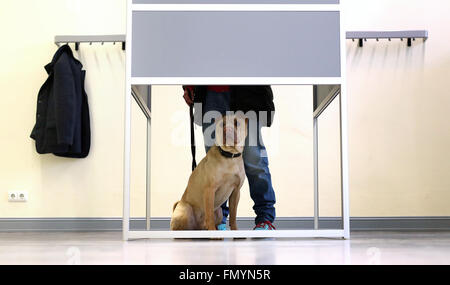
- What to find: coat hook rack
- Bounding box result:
[54,31,428,51]
[54,35,126,51]
[346,30,428,47]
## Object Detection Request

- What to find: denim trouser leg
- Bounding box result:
[201,90,276,225]
[243,125,276,224]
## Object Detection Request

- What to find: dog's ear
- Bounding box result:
[215,116,224,146]
[172,201,180,212]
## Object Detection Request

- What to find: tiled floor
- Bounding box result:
[0,231,449,265]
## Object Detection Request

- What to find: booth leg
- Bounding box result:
[339,93,351,239]
[146,118,152,231]
[123,90,131,241]
[313,116,319,230]
[123,0,132,241]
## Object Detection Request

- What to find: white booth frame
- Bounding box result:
[123,1,350,240]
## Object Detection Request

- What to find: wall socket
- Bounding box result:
[8,191,28,202]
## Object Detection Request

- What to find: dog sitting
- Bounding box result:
[171,113,248,231]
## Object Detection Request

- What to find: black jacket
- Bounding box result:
[190,85,275,127]
[30,45,90,158]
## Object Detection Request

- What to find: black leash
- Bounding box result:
[189,103,197,171]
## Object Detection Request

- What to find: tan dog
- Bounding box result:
[171,113,248,231]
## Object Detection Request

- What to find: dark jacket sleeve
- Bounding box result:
[231,86,275,127]
[53,53,77,146]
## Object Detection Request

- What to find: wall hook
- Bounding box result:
[51,34,132,52]
[346,30,428,48]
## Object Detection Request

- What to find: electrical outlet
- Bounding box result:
[8,191,17,202]
[8,191,28,202]
[17,191,28,202]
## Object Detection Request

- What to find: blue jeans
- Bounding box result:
[201,90,276,225]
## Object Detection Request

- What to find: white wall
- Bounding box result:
[1,0,449,220]
[0,0,147,218]
[343,0,450,216]
[148,85,331,218]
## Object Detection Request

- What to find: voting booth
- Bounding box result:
[123,0,350,239]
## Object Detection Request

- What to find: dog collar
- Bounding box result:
[217,146,242,158]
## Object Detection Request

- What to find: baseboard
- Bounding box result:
[1,217,450,232]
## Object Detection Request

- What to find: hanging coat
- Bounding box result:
[30,45,90,158]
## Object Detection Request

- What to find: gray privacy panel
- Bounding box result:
[133,0,338,3]
[314,85,338,111]
[132,11,341,77]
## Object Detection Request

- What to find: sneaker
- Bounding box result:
[253,221,276,230]
[217,223,227,231]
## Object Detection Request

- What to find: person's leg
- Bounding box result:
[243,120,276,226]
[201,90,231,225]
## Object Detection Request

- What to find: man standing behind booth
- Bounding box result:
[182,85,276,230]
